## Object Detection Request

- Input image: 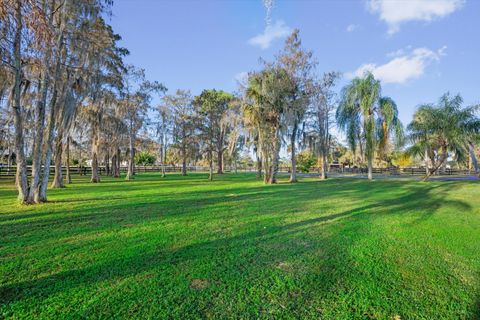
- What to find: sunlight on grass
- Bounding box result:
[1,173,479,318]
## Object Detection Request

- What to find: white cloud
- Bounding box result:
[234,71,248,85]
[348,46,447,84]
[248,20,291,50]
[368,0,464,34]
[346,24,358,32]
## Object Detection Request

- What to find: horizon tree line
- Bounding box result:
[1,6,479,205]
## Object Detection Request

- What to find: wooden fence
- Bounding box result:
[0,165,211,177]
[0,164,475,178]
[279,166,474,176]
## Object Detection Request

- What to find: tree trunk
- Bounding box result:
[11,0,29,203]
[357,132,365,165]
[39,91,58,200]
[256,155,262,180]
[161,147,166,177]
[367,154,373,180]
[217,150,223,174]
[104,151,110,176]
[289,122,298,183]
[66,136,71,184]
[91,151,100,183]
[111,154,117,177]
[424,147,429,176]
[126,131,135,180]
[27,74,49,202]
[51,133,64,188]
[209,151,213,181]
[37,7,67,202]
[468,143,479,174]
[320,154,328,180]
[91,125,100,182]
[116,148,121,177]
[268,128,281,184]
[181,144,187,176]
[263,157,270,184]
[424,150,448,181]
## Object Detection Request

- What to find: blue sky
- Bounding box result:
[109,0,480,125]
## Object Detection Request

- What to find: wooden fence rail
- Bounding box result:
[0,165,211,177]
[0,165,475,178]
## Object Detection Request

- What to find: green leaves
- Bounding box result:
[336,72,403,166]
[407,93,480,176]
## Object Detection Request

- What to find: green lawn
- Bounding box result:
[0,173,479,319]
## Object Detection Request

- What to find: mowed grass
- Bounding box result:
[0,173,480,319]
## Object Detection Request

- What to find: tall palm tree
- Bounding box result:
[408,93,480,180]
[336,72,402,180]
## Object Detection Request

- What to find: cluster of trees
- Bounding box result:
[408,93,480,179]
[243,30,340,183]
[1,6,479,205]
[0,0,168,203]
[1,0,132,203]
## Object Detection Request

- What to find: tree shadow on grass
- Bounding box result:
[0,178,472,251]
[0,177,477,318]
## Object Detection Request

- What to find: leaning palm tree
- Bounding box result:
[408,93,480,180]
[336,72,403,180]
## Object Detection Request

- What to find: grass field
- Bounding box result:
[1,173,479,319]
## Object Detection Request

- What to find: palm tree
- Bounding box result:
[408,93,480,180]
[336,72,402,180]
[407,104,435,176]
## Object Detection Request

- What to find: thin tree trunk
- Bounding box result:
[104,151,110,176]
[256,159,262,179]
[424,150,448,181]
[357,132,365,164]
[181,144,187,176]
[66,136,71,184]
[289,122,298,183]
[367,155,373,180]
[51,132,64,188]
[424,147,429,176]
[91,124,100,182]
[217,150,223,174]
[320,154,327,180]
[255,144,262,180]
[126,130,135,180]
[27,1,53,203]
[208,150,213,181]
[37,3,67,202]
[268,128,281,184]
[116,148,121,177]
[91,151,100,182]
[263,157,270,184]
[110,154,116,177]
[217,129,225,174]
[161,145,166,177]
[469,142,479,174]
[27,73,48,201]
[11,0,28,203]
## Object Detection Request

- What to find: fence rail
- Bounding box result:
[279,166,474,176]
[0,165,475,178]
[0,165,212,177]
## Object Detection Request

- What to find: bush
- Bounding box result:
[297,151,316,173]
[135,151,156,166]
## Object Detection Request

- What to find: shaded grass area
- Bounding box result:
[1,173,480,319]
